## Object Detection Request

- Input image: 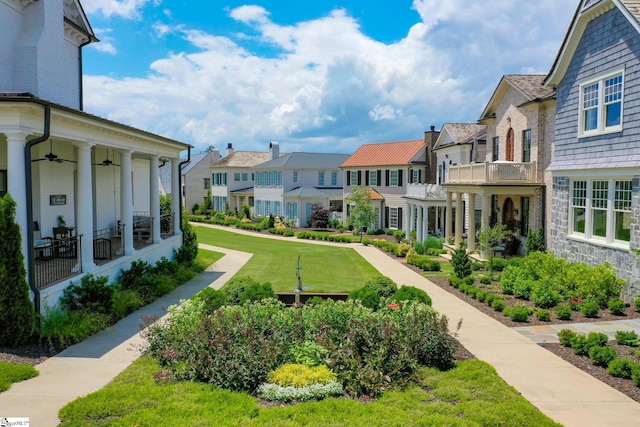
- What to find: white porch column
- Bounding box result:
[171,158,181,235]
[150,155,161,244]
[75,142,96,271]
[455,192,463,248]
[417,205,423,242]
[445,191,453,242]
[408,203,414,238]
[119,149,134,255]
[6,132,28,268]
[467,193,476,253]
[481,194,492,258]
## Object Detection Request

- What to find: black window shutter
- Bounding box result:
[347,171,351,186]
[385,170,390,186]
[365,170,369,186]
[409,170,413,183]
[398,208,403,229]
[377,170,382,186]
[385,207,389,228]
[398,170,403,186]
[357,170,362,185]
[419,170,422,183]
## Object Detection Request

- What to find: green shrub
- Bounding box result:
[484,293,495,306]
[267,363,337,387]
[363,276,398,298]
[448,273,461,289]
[305,296,329,306]
[194,287,229,313]
[111,289,144,318]
[290,341,329,367]
[503,306,530,322]
[257,381,343,402]
[40,308,111,348]
[220,275,259,305]
[635,296,640,313]
[154,256,179,276]
[240,282,276,304]
[394,243,412,257]
[470,261,483,271]
[488,257,508,272]
[392,230,406,242]
[463,276,475,286]
[558,329,577,347]
[615,330,640,347]
[586,332,609,348]
[451,247,472,279]
[555,304,573,321]
[530,280,561,309]
[60,274,113,314]
[424,236,444,250]
[608,299,627,316]
[119,260,159,303]
[632,367,640,387]
[479,276,492,285]
[392,285,432,306]
[491,299,506,312]
[572,332,608,356]
[348,287,381,310]
[574,263,624,307]
[475,290,487,302]
[412,241,425,255]
[607,358,636,379]
[580,301,600,318]
[426,247,447,256]
[588,346,617,367]
[535,309,551,322]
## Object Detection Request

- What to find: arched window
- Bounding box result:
[506,128,514,161]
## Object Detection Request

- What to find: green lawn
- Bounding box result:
[0,361,38,393]
[194,226,381,293]
[58,357,560,426]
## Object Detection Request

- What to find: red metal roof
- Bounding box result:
[340,139,425,167]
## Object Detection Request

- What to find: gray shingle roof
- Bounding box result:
[257,152,350,169]
[621,0,640,21]
[442,123,486,145]
[504,75,555,101]
[211,151,274,168]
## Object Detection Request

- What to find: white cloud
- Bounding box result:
[82,0,158,19]
[83,1,577,154]
[89,28,117,54]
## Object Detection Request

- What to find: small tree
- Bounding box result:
[308,204,330,229]
[477,225,513,258]
[0,195,36,346]
[451,247,472,279]
[526,226,546,254]
[346,186,377,234]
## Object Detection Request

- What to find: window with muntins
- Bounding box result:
[579,69,623,136]
[570,179,632,245]
[350,171,358,186]
[318,171,325,186]
[522,129,531,162]
[203,178,210,189]
[331,171,337,186]
[492,137,499,161]
[369,170,378,186]
[412,169,419,184]
[389,207,399,229]
[390,170,399,186]
[293,171,298,183]
[234,173,241,182]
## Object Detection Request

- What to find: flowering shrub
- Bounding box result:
[257,381,343,402]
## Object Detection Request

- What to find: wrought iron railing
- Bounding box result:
[33,235,83,289]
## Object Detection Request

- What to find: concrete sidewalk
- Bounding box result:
[0,244,251,427]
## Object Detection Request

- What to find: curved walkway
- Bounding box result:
[1,224,639,426]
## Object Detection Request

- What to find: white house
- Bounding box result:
[160,151,220,212]
[0,0,190,310]
[254,147,349,227]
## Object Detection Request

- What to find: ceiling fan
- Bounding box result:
[32,139,76,163]
[93,148,120,167]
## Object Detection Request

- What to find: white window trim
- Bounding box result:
[389,207,399,229]
[390,170,399,187]
[350,171,358,185]
[578,66,625,138]
[569,177,632,248]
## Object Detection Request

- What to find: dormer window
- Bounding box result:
[579,68,624,137]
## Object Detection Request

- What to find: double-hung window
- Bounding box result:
[318,171,325,186]
[570,178,632,245]
[522,129,531,162]
[389,207,399,229]
[369,170,378,186]
[389,170,399,187]
[331,171,337,186]
[234,173,241,182]
[579,68,624,136]
[412,169,420,183]
[293,171,298,183]
[203,178,210,189]
[350,171,358,186]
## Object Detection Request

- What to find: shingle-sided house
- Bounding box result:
[440,75,555,255]
[341,138,431,233]
[0,0,189,310]
[209,142,280,216]
[254,148,350,227]
[545,0,640,299]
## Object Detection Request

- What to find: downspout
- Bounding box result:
[77,38,92,110]
[25,104,51,315]
[178,147,191,243]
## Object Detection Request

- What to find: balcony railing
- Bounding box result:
[33,235,83,290]
[447,161,538,184]
[406,183,446,199]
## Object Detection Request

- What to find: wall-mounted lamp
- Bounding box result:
[445,154,448,159]
[449,160,452,165]
[514,209,519,215]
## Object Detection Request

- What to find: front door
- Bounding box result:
[502,197,514,225]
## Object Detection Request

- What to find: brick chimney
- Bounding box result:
[424,125,440,184]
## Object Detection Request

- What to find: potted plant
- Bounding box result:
[57,215,66,228]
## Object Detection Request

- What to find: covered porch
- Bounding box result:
[0,97,189,308]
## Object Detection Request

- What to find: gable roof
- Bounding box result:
[433,124,486,150]
[211,151,273,168]
[545,0,640,86]
[65,0,97,42]
[181,153,210,174]
[258,152,350,169]
[340,139,425,168]
[480,75,555,121]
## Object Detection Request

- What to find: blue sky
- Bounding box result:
[81,0,578,155]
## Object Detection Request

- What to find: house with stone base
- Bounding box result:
[0,0,189,310]
[545,0,640,300]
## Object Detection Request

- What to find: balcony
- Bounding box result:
[406,183,447,200]
[447,161,538,184]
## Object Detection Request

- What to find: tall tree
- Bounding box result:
[346,185,378,233]
[0,195,36,345]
